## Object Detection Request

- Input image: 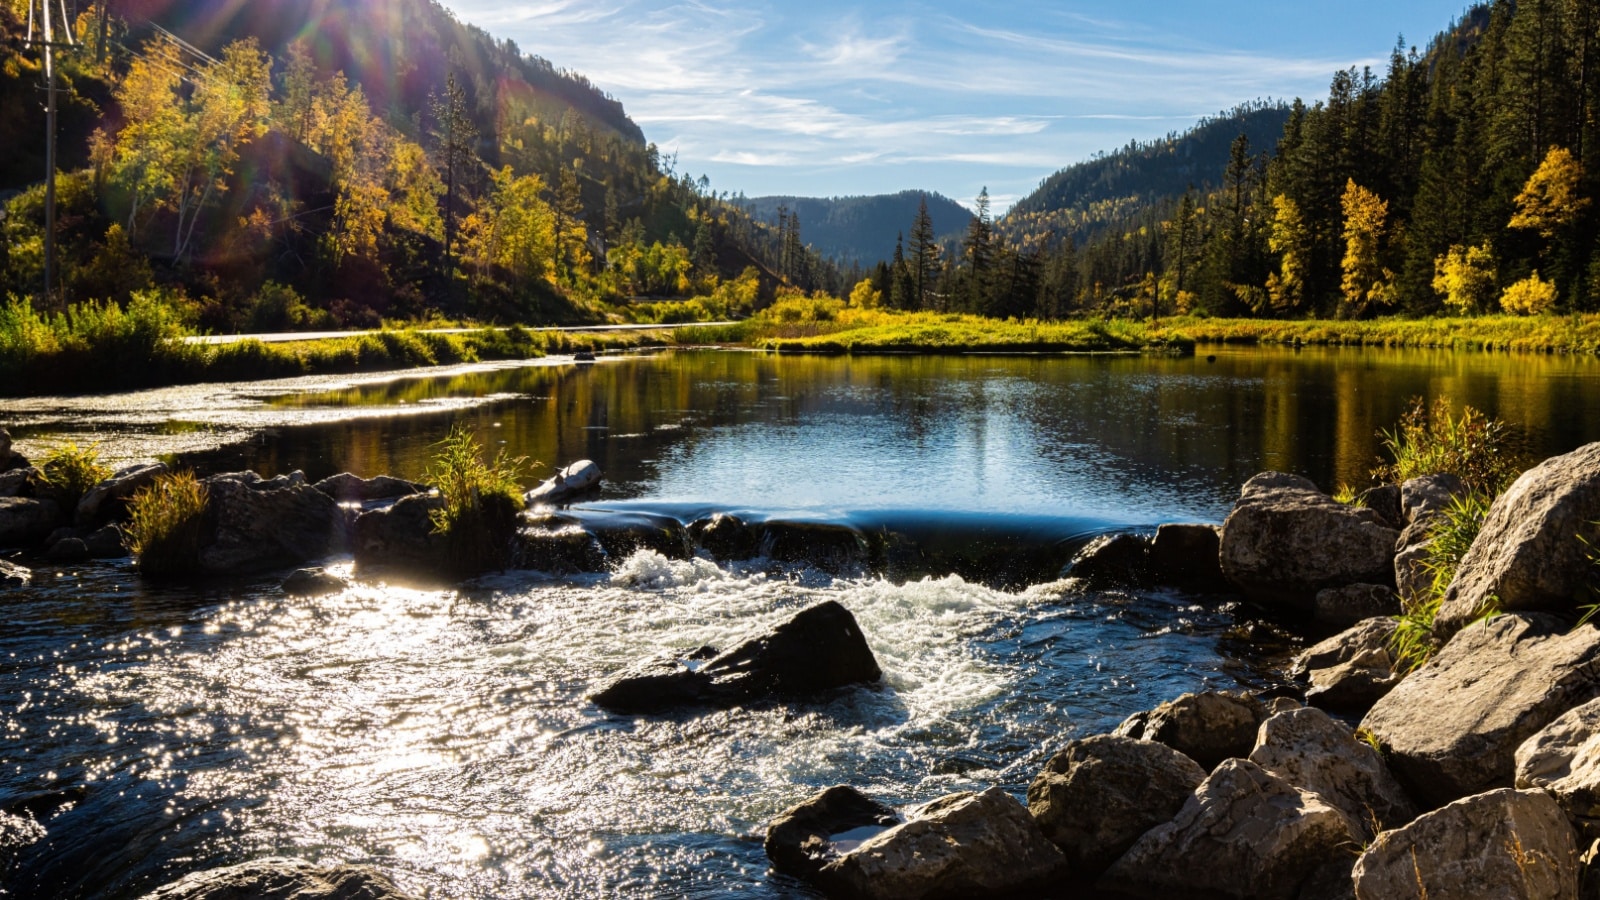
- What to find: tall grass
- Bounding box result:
[427,425,530,576]
[125,471,209,575]
[40,442,112,511]
[1372,396,1527,495]
[1391,493,1495,671]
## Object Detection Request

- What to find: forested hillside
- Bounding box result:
[743,192,972,266]
[0,0,840,329]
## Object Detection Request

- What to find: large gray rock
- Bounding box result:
[1249,707,1416,839]
[809,786,1070,900]
[1304,646,1402,716]
[525,460,602,506]
[196,472,343,574]
[765,785,901,885]
[0,557,28,587]
[1361,613,1600,808]
[75,462,168,527]
[1028,734,1207,874]
[1291,618,1398,680]
[312,472,423,503]
[1393,539,1434,603]
[1437,443,1600,638]
[1219,472,1401,610]
[1314,584,1401,628]
[1099,758,1361,900]
[353,493,445,574]
[1517,698,1600,840]
[1351,788,1578,900]
[0,496,61,547]
[1400,473,1469,529]
[591,600,882,713]
[1114,690,1269,771]
[139,857,417,900]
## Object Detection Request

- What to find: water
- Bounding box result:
[4,346,1600,899]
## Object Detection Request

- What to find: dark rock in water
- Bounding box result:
[0,557,29,587]
[43,525,77,548]
[1114,690,1269,771]
[1068,533,1151,585]
[0,497,62,548]
[765,785,902,884]
[1313,583,1401,628]
[591,600,882,713]
[518,520,607,573]
[283,567,348,597]
[353,494,445,575]
[762,520,877,574]
[688,513,760,561]
[195,472,343,575]
[1355,484,1404,530]
[1219,472,1400,611]
[526,460,602,506]
[584,510,692,561]
[1150,523,1227,589]
[75,462,168,527]
[313,472,424,503]
[137,857,417,900]
[1028,734,1207,875]
[44,537,89,563]
[0,466,37,498]
[84,525,127,558]
[1436,442,1600,639]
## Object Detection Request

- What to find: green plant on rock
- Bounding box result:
[1391,492,1495,672]
[40,442,112,510]
[1372,396,1526,495]
[125,471,209,575]
[427,425,530,576]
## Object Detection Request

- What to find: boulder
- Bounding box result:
[0,497,61,547]
[75,462,167,527]
[1150,523,1227,590]
[762,520,879,574]
[1351,788,1578,900]
[1314,584,1402,628]
[0,557,29,587]
[1361,613,1600,808]
[138,857,417,900]
[806,786,1070,900]
[1249,707,1417,839]
[1114,690,1269,771]
[44,537,88,563]
[313,472,423,503]
[688,513,761,561]
[1291,617,1398,680]
[1437,443,1600,638]
[591,600,881,713]
[525,460,602,506]
[1355,484,1404,530]
[1516,698,1600,840]
[84,525,127,558]
[586,511,692,561]
[1068,533,1151,585]
[196,472,343,575]
[282,567,348,597]
[353,493,445,574]
[1304,647,1402,716]
[518,522,607,573]
[1219,472,1401,610]
[1393,540,1434,603]
[1027,734,1207,874]
[0,466,38,498]
[1099,758,1361,900]
[765,785,901,884]
[1401,473,1469,528]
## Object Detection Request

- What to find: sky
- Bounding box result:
[440,0,1475,212]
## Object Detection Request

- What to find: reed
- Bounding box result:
[427,425,530,576]
[125,471,210,576]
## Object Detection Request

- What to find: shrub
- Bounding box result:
[1372,396,1526,495]
[125,472,210,575]
[40,442,112,510]
[427,425,530,576]
[1501,272,1559,315]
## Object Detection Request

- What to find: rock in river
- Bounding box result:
[138,857,417,900]
[525,460,602,506]
[1114,689,1269,771]
[590,600,882,713]
[765,785,902,885]
[196,472,343,575]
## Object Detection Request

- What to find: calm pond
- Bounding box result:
[3,346,1599,899]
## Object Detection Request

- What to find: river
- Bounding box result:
[3,346,1599,898]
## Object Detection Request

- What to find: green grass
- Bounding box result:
[40,442,112,511]
[125,471,210,576]
[1151,313,1600,354]
[427,425,530,577]
[1391,492,1496,672]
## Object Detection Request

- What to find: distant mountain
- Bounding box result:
[999,103,1292,250]
[743,191,974,265]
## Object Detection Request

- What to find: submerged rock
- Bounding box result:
[1068,533,1152,585]
[282,567,348,597]
[1219,472,1400,610]
[138,857,417,900]
[1362,613,1600,808]
[1437,442,1600,639]
[1028,734,1207,875]
[591,600,881,713]
[44,536,88,563]
[1351,789,1577,900]
[1114,690,1269,771]
[761,520,878,574]
[0,557,29,587]
[525,460,602,506]
[765,785,902,884]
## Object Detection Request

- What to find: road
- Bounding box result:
[183,322,737,345]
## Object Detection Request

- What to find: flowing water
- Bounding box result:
[4,347,1600,899]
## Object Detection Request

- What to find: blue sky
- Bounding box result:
[441,0,1474,212]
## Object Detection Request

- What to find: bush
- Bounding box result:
[427,425,530,576]
[40,442,112,510]
[1372,396,1526,495]
[125,472,210,575]
[1501,272,1559,315]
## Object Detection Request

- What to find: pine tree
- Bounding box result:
[431,71,479,272]
[909,196,940,309]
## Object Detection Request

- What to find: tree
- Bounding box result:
[1339,179,1396,316]
[1265,194,1308,313]
[909,196,941,309]
[962,187,994,312]
[431,72,479,270]
[1509,146,1589,239]
[849,278,882,308]
[1501,271,1558,314]
[1432,243,1498,314]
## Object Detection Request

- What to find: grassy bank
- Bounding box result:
[0,294,664,397]
[1148,314,1600,353]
